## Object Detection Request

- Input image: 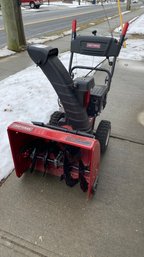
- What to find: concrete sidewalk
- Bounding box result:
[0,9,144,257]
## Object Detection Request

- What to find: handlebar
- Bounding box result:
[122,22,129,36]
[72,20,77,39]
[71,19,129,44]
[119,22,129,46]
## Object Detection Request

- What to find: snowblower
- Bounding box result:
[7,20,129,198]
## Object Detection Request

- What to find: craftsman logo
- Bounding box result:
[66,136,92,146]
[11,124,34,132]
[86,43,101,49]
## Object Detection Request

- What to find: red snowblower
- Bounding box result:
[7,21,129,198]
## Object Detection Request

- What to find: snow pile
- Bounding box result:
[119,39,144,61]
[0,47,15,58]
[115,14,144,34]
[128,14,144,34]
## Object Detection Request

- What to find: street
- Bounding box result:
[0,3,127,47]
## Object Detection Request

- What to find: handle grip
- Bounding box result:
[72,20,77,39]
[119,22,129,47]
[72,19,77,33]
[122,22,129,36]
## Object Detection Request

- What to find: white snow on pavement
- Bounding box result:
[119,39,144,61]
[128,13,144,34]
[0,47,15,58]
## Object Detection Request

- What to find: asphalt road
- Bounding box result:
[0,3,126,47]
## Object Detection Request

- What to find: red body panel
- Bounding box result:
[8,122,100,198]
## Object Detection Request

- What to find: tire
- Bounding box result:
[30,2,35,8]
[36,5,40,9]
[49,111,65,126]
[95,120,111,154]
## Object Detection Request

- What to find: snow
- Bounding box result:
[41,1,91,8]
[119,39,144,61]
[114,14,144,34]
[0,47,15,58]
[127,14,144,34]
[22,0,117,10]
[0,13,144,181]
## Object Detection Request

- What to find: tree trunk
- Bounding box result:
[1,0,26,52]
[126,0,131,11]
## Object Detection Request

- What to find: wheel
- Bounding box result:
[36,5,40,9]
[29,2,36,9]
[49,111,65,126]
[95,120,111,154]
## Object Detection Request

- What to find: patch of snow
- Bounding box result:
[115,14,144,34]
[128,14,144,34]
[27,35,61,44]
[119,39,144,61]
[0,47,16,58]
